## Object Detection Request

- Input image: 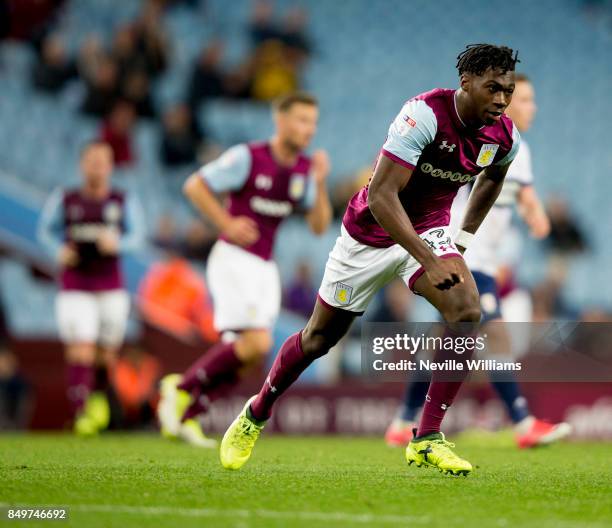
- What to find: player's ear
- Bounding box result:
[459,73,471,93]
[272,108,283,128]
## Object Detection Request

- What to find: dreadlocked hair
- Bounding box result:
[456,44,520,76]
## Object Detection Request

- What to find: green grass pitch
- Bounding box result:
[1,432,611,528]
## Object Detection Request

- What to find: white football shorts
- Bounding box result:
[318,224,462,313]
[206,239,281,332]
[56,289,130,347]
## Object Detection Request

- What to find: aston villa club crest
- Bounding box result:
[289,173,306,200]
[334,282,353,305]
[476,144,499,167]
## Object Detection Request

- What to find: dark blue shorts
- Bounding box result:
[472,270,502,322]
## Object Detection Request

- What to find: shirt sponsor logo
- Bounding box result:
[69,223,110,242]
[476,144,499,167]
[250,196,293,217]
[419,162,476,183]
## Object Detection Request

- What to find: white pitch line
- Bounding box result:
[0,503,430,524]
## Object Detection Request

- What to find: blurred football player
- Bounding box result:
[157,92,332,447]
[37,141,145,435]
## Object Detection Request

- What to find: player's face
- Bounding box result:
[80,144,114,188]
[276,103,319,151]
[463,68,515,126]
[504,80,536,132]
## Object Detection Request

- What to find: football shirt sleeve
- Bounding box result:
[381,99,438,169]
[119,194,146,252]
[37,187,65,260]
[495,125,521,167]
[198,143,252,193]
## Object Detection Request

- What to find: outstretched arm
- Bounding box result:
[183,144,259,247]
[183,174,259,247]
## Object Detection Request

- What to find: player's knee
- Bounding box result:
[66,343,96,364]
[442,294,481,324]
[239,331,273,359]
[454,305,482,324]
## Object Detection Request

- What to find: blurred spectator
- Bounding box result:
[545,195,588,255]
[31,33,76,93]
[76,35,105,80]
[224,61,255,100]
[99,100,137,166]
[139,249,218,343]
[111,26,142,79]
[0,0,61,41]
[121,69,156,118]
[249,2,312,61]
[160,103,204,166]
[181,219,216,260]
[250,40,298,101]
[247,1,311,100]
[531,274,579,322]
[81,54,120,117]
[152,214,179,250]
[151,215,216,259]
[279,7,312,66]
[284,261,317,319]
[187,41,227,109]
[111,346,161,428]
[249,0,279,46]
[131,0,169,78]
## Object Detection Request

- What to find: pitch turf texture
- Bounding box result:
[1,433,611,528]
